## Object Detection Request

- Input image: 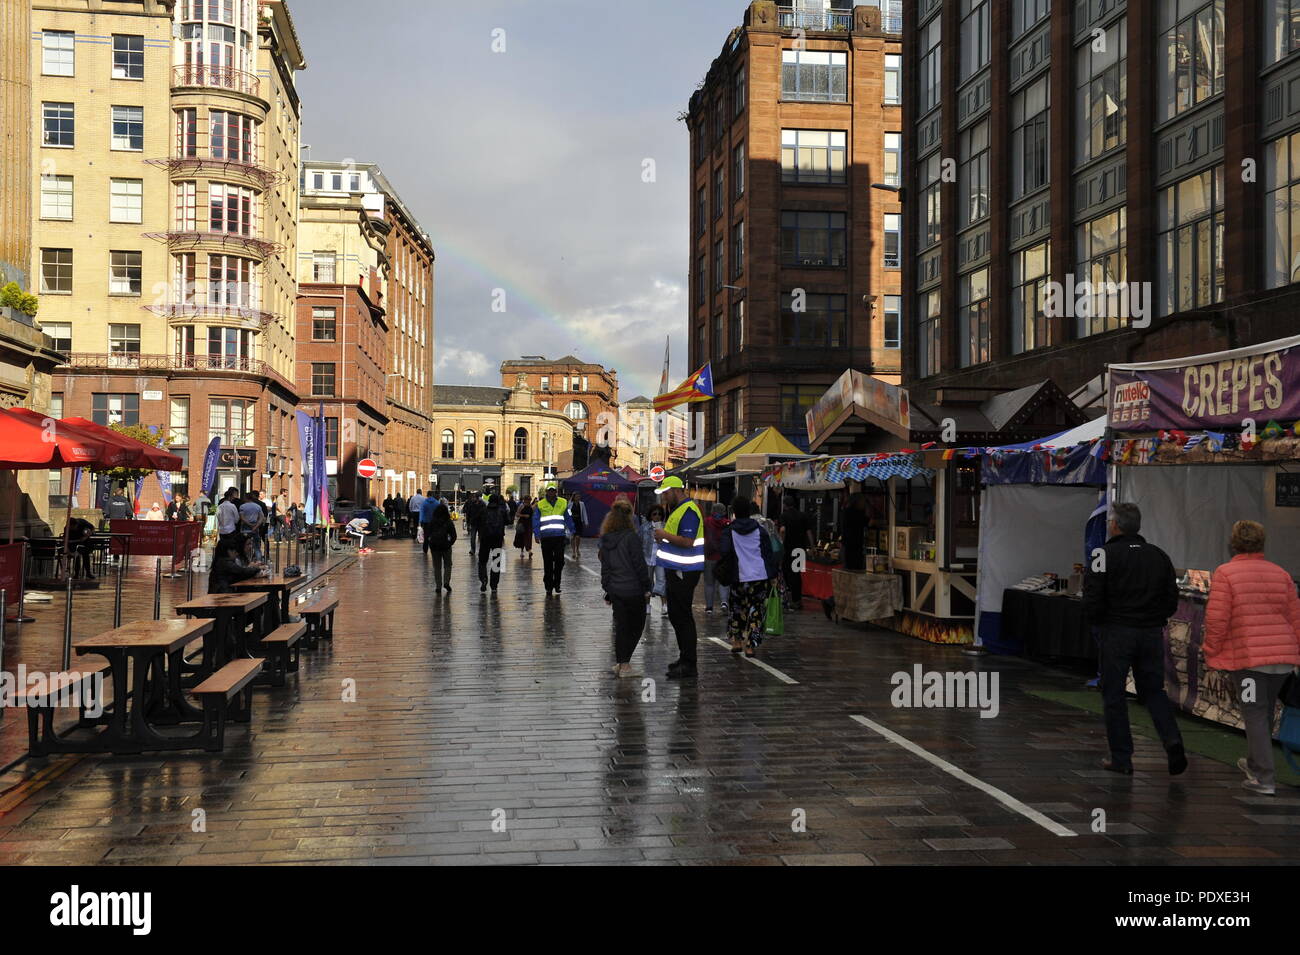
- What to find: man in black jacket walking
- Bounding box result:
[1083,502,1187,776]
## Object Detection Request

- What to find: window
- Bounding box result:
[209,399,254,447]
[209,183,255,235]
[92,394,139,427]
[1076,18,1126,164]
[313,252,335,282]
[175,324,196,364]
[1159,1,1224,121]
[581,376,588,391]
[958,268,991,367]
[110,179,143,223]
[540,375,549,391]
[312,306,337,340]
[42,31,74,76]
[206,326,252,367]
[174,181,197,231]
[112,35,144,79]
[921,153,943,249]
[1012,0,1051,39]
[714,95,725,143]
[960,0,991,81]
[441,429,455,459]
[698,254,707,303]
[782,50,847,103]
[43,322,72,351]
[169,397,190,446]
[781,211,847,267]
[884,213,902,269]
[919,16,942,113]
[514,428,528,461]
[883,132,902,188]
[40,176,73,220]
[208,255,258,308]
[42,102,74,147]
[484,430,496,460]
[1266,131,1300,288]
[884,54,902,105]
[781,129,847,184]
[109,251,142,296]
[959,120,990,226]
[462,429,477,459]
[1012,75,1050,197]
[41,249,73,294]
[50,394,63,419]
[918,288,942,377]
[732,387,744,433]
[1265,0,1300,64]
[734,66,746,114]
[713,312,724,359]
[324,417,339,458]
[714,239,725,290]
[210,110,255,163]
[1158,166,1224,315]
[781,292,847,348]
[108,324,141,361]
[730,300,745,352]
[311,363,337,397]
[780,385,823,433]
[111,106,144,151]
[883,295,901,349]
[565,401,589,426]
[176,108,198,157]
[697,187,707,235]
[1012,241,1051,353]
[1076,207,1127,335]
[714,167,724,217]
[733,142,745,197]
[733,221,745,276]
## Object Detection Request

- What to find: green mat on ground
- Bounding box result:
[1025,687,1300,788]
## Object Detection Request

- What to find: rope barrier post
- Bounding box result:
[113,548,125,628]
[153,557,162,621]
[62,572,74,670]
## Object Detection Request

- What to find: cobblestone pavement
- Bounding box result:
[0,536,1297,866]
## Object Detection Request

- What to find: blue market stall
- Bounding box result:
[559,463,638,538]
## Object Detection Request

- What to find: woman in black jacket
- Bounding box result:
[599,499,652,678]
[208,538,262,594]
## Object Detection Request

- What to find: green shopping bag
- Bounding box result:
[764,586,785,637]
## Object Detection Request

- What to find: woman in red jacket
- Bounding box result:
[1203,520,1300,795]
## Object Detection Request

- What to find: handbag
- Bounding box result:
[283,564,302,578]
[764,585,785,637]
[417,525,425,545]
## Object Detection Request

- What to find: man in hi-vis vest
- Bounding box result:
[653,477,705,679]
[532,483,574,596]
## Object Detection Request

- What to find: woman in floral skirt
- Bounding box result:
[719,496,780,657]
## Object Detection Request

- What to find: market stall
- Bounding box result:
[1108,334,1300,729]
[559,462,639,538]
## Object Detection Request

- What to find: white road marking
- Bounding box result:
[848,715,1077,838]
[707,637,800,685]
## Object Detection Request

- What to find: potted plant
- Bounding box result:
[0,282,39,325]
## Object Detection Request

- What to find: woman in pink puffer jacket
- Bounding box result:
[1203,520,1300,795]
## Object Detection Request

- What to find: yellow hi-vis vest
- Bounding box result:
[535,496,569,538]
[656,500,705,571]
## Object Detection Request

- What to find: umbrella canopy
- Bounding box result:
[6,411,181,471]
[0,408,108,469]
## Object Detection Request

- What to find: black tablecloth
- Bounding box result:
[1000,589,1095,661]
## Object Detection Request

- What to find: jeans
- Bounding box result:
[1231,668,1290,788]
[650,564,665,597]
[665,569,701,666]
[703,560,730,610]
[468,525,479,554]
[541,537,566,592]
[477,539,504,589]
[611,594,647,663]
[1099,625,1183,767]
[430,548,451,589]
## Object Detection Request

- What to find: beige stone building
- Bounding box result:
[617,397,690,474]
[32,0,307,504]
[430,378,575,502]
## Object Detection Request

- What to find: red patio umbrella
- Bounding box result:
[58,417,182,472]
[0,408,109,543]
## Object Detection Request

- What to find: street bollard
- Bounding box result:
[186,552,194,601]
[62,572,74,670]
[113,552,125,628]
[153,558,162,621]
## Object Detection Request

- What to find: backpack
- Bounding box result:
[481,505,506,541]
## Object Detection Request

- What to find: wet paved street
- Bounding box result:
[0,536,1298,866]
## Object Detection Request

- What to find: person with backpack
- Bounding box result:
[718,497,780,657]
[599,499,652,678]
[422,495,457,592]
[464,492,486,556]
[703,502,732,615]
[477,492,511,593]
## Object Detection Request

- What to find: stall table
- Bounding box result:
[998,589,1094,662]
[831,569,903,623]
[803,560,839,602]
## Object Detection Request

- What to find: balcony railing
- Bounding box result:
[858,0,903,33]
[145,301,277,328]
[146,156,281,190]
[143,229,282,259]
[778,6,853,31]
[62,352,271,377]
[172,64,261,98]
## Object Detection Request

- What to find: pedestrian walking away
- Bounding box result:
[477,492,510,593]
[533,484,574,596]
[778,493,811,613]
[600,499,652,678]
[407,489,427,540]
[703,502,731,614]
[569,490,587,560]
[422,497,457,592]
[215,487,242,555]
[1203,520,1300,795]
[719,496,780,657]
[464,491,486,556]
[1082,502,1187,776]
[654,477,705,679]
[513,495,535,560]
[239,491,267,562]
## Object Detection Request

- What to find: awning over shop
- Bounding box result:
[710,427,805,468]
[678,432,748,475]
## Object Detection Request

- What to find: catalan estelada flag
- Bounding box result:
[654,362,714,413]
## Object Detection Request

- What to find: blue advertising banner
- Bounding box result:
[200,437,221,496]
[157,469,172,505]
[70,467,83,508]
[296,411,316,524]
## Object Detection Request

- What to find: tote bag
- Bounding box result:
[764,586,784,637]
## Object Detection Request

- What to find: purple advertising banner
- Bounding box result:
[1109,337,1300,432]
[295,410,316,524]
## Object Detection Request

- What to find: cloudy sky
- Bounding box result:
[294,0,742,399]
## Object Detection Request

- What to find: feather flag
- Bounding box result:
[653,362,715,413]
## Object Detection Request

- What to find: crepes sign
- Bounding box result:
[1109,338,1300,431]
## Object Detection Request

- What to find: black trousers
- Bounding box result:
[540,537,567,591]
[1099,625,1183,766]
[477,538,504,589]
[611,594,647,664]
[429,548,451,589]
[665,569,701,666]
[783,553,802,607]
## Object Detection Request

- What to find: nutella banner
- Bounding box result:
[1109,336,1300,432]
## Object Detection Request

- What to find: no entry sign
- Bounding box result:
[649,465,666,483]
[357,458,378,480]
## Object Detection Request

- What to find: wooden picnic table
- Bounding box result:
[176,592,268,666]
[232,573,309,629]
[68,618,215,753]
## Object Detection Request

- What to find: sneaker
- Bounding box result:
[480,582,487,592]
[705,607,713,615]
[546,589,553,597]
[1167,743,1188,776]
[1237,757,1259,784]
[554,588,562,596]
[1243,779,1276,795]
[1101,757,1133,775]
[443,583,452,593]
